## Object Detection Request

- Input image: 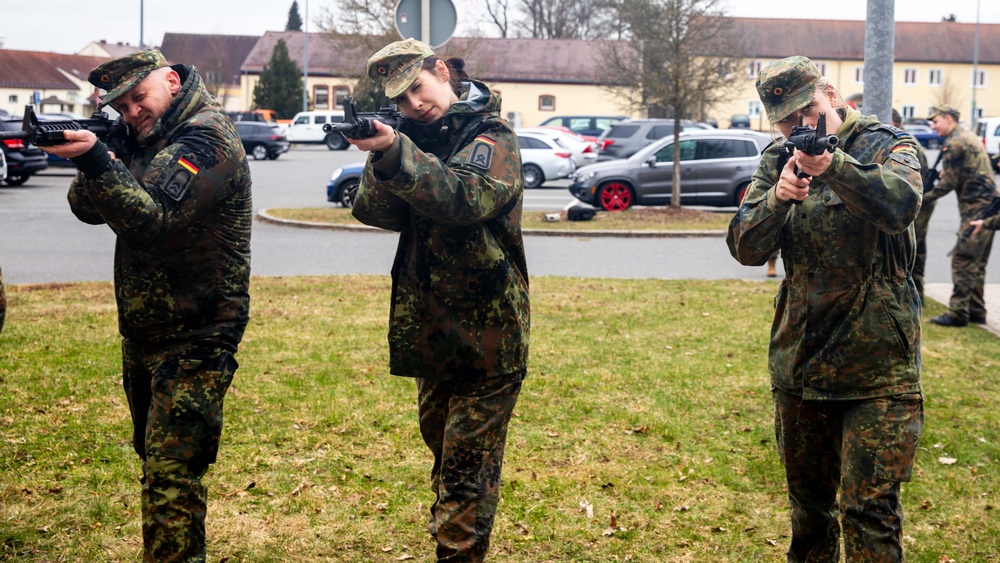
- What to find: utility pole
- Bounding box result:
[140,0,145,49]
[303,0,310,112]
[971,0,981,126]
[863,0,894,125]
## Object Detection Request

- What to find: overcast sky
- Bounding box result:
[2,0,998,55]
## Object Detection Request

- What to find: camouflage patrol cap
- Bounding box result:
[756,56,823,124]
[88,49,170,107]
[366,38,435,99]
[929,105,960,120]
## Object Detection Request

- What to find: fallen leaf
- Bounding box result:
[396,555,414,561]
[938,457,958,465]
[765,538,778,546]
[938,556,956,563]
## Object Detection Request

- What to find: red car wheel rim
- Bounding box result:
[600,183,631,211]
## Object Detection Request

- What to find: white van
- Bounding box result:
[975,117,1000,172]
[286,110,348,150]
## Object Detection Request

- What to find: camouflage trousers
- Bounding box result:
[416,372,524,562]
[947,226,994,321]
[911,199,937,302]
[122,340,238,563]
[773,389,923,563]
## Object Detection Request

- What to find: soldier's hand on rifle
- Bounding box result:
[41,129,98,159]
[775,154,811,204]
[346,119,397,153]
[968,219,985,237]
[794,148,834,178]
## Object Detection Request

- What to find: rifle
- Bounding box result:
[323,96,404,140]
[0,105,127,147]
[947,194,1000,257]
[921,148,944,195]
[780,112,840,179]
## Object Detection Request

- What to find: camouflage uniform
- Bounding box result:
[911,144,935,302]
[66,50,251,562]
[727,56,924,562]
[352,39,529,562]
[922,110,998,325]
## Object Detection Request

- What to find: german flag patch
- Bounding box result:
[178,157,199,175]
[468,135,496,170]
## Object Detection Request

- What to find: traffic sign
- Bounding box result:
[395,0,457,49]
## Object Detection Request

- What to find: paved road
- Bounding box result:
[1,145,997,286]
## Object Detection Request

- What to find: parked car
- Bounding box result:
[286,110,348,150]
[0,148,7,182]
[975,117,1000,172]
[0,116,49,186]
[235,122,290,160]
[516,127,597,168]
[569,129,775,211]
[596,118,705,161]
[327,163,364,208]
[516,130,576,189]
[537,115,626,137]
[729,114,751,129]
[903,124,945,149]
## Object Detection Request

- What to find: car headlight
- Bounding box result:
[573,171,597,185]
[330,167,344,181]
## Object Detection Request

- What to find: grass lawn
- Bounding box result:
[1,276,997,562]
[263,206,734,232]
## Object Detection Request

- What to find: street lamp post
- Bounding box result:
[971,0,981,126]
[303,0,310,113]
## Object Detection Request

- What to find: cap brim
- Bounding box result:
[383,58,427,99]
[767,87,816,124]
[98,72,151,108]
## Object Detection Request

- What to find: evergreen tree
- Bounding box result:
[287,1,304,31]
[253,39,306,119]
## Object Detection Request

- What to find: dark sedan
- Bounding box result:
[0,117,49,186]
[903,124,945,149]
[235,122,289,160]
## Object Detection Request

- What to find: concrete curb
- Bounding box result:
[255,209,727,238]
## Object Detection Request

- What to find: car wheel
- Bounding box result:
[735,182,750,206]
[522,164,544,189]
[597,181,633,212]
[251,144,269,160]
[4,174,29,186]
[927,139,941,149]
[338,179,358,208]
[325,133,349,151]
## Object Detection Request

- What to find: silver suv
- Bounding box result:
[596,118,709,160]
[570,129,775,211]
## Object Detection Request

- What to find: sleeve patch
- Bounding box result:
[162,168,194,201]
[468,136,496,170]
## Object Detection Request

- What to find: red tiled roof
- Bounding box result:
[0,50,110,89]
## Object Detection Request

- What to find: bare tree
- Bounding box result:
[481,0,511,37]
[508,0,617,39]
[598,0,746,208]
[933,71,965,111]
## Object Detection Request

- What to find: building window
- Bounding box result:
[334,86,349,109]
[854,66,864,84]
[747,101,762,118]
[539,95,555,111]
[973,70,987,89]
[974,106,984,120]
[748,60,762,77]
[902,105,915,119]
[929,69,943,86]
[903,68,917,85]
[8,95,17,103]
[314,86,329,109]
[815,62,828,77]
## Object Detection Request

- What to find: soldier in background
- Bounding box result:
[924,105,997,327]
[349,39,529,562]
[728,56,923,561]
[41,49,252,561]
[893,109,933,303]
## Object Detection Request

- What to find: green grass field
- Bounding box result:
[1,276,997,562]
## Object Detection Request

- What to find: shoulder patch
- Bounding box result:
[467,135,496,170]
[161,155,199,201]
